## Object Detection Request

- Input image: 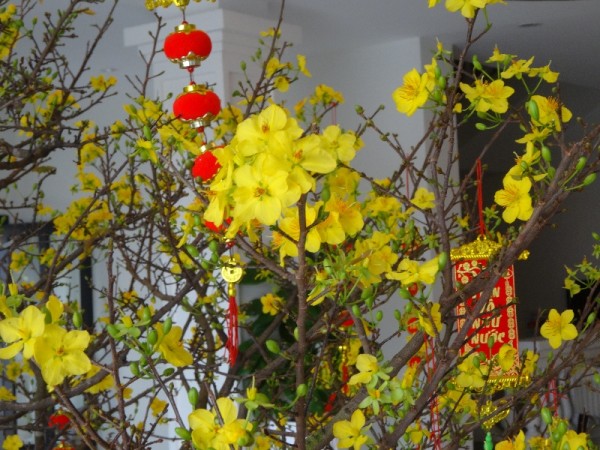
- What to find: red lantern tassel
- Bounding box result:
[226,285,239,366]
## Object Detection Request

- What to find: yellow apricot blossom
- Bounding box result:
[392,68,430,117]
[188,397,249,450]
[324,195,364,236]
[150,397,168,417]
[418,302,442,337]
[310,84,345,106]
[2,434,23,450]
[460,79,514,114]
[501,57,534,80]
[456,353,488,389]
[496,430,526,450]
[333,409,370,450]
[411,187,436,210]
[321,125,357,163]
[387,255,440,286]
[260,293,284,316]
[0,305,46,360]
[154,323,193,367]
[529,95,572,132]
[558,430,589,450]
[445,0,489,19]
[497,343,517,371]
[297,54,312,77]
[348,354,379,385]
[33,324,92,387]
[540,309,578,349]
[494,175,533,223]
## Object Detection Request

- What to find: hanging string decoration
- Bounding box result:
[147,0,241,366]
[451,237,524,388]
[148,0,222,171]
[221,256,244,365]
[450,159,529,430]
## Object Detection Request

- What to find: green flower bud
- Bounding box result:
[375,310,383,322]
[127,326,141,339]
[130,361,140,377]
[163,317,172,335]
[296,383,308,397]
[147,329,158,346]
[72,311,83,329]
[541,145,552,163]
[557,420,568,437]
[142,307,152,323]
[162,367,175,377]
[472,55,483,71]
[185,244,200,258]
[143,125,153,141]
[437,76,446,90]
[188,387,199,408]
[237,432,255,447]
[527,100,539,121]
[208,239,219,253]
[352,305,362,318]
[541,406,553,424]
[475,123,488,131]
[586,312,596,325]
[438,252,448,270]
[266,339,280,354]
[582,173,597,187]
[175,427,192,441]
[575,156,587,173]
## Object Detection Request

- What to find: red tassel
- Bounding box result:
[226,293,239,365]
[221,256,243,366]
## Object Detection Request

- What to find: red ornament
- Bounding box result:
[173,84,221,128]
[204,217,231,233]
[192,150,221,181]
[407,316,419,334]
[164,22,212,69]
[48,412,70,430]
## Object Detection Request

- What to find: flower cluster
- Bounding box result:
[203,103,363,251]
[0,296,91,387]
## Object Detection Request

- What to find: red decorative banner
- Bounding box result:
[454,259,519,375]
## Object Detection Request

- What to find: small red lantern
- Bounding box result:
[164,22,212,69]
[173,83,221,128]
[192,149,221,181]
[48,411,70,430]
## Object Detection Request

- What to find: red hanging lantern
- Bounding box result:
[173,83,221,128]
[48,411,70,430]
[192,148,221,181]
[164,22,212,69]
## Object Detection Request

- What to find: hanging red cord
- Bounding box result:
[476,159,486,236]
[226,286,239,365]
[425,336,442,450]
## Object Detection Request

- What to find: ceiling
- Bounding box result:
[111,0,600,90]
